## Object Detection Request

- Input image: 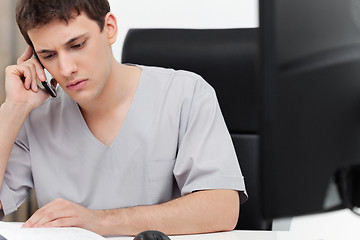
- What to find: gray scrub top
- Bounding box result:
[0,65,247,216]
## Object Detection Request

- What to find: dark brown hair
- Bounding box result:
[16,0,111,46]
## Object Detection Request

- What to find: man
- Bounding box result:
[0,0,247,236]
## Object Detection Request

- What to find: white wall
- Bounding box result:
[108,0,259,61]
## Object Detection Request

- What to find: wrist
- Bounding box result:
[0,100,32,138]
[2,99,34,116]
[92,209,118,236]
[95,208,137,236]
[0,99,31,166]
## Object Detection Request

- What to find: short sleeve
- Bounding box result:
[173,76,247,204]
[0,125,33,217]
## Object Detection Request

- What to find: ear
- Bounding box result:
[104,12,118,45]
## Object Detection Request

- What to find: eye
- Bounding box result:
[43,53,56,59]
[71,40,86,49]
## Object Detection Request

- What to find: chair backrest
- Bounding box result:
[121,28,271,230]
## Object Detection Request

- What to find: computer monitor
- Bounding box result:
[260,0,360,219]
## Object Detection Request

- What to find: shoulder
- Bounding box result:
[137,65,215,97]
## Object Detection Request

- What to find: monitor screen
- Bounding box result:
[260,0,360,219]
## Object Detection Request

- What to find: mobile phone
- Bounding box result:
[32,49,57,98]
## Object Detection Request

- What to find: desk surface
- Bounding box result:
[107,209,360,240]
[106,230,338,240]
[106,231,288,240]
[106,229,358,240]
[1,209,360,239]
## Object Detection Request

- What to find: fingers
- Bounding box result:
[17,46,34,65]
[20,59,46,92]
[6,64,34,91]
[23,199,82,228]
[15,46,47,91]
[40,217,76,228]
[22,199,105,236]
[24,62,37,91]
[23,199,69,228]
[5,62,50,109]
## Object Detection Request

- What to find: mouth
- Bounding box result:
[66,79,88,91]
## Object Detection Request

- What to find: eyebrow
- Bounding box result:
[64,33,88,46]
[36,33,88,54]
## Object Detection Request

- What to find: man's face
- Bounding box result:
[28,13,113,105]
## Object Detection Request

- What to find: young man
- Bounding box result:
[0,0,247,236]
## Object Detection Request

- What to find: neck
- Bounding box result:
[79,58,141,117]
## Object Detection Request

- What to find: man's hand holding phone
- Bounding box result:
[4,46,53,111]
[0,46,56,213]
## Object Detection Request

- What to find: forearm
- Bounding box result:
[0,101,30,190]
[99,189,240,236]
[1,47,50,175]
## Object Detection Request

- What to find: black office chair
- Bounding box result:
[121,28,270,230]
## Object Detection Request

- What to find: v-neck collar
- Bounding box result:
[69,66,145,149]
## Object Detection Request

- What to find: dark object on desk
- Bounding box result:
[122,28,269,231]
[134,230,170,240]
[0,234,6,240]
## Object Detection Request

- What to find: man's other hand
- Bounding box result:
[22,198,106,236]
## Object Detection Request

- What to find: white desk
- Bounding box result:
[106,230,339,240]
[107,209,360,240]
[1,209,359,239]
[106,231,288,240]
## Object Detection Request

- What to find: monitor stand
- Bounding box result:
[272,217,292,231]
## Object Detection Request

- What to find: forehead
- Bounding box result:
[28,14,100,51]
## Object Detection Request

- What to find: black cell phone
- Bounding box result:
[32,49,57,98]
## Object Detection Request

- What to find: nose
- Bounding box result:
[58,52,77,77]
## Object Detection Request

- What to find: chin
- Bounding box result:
[66,82,106,106]
[68,91,94,105]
